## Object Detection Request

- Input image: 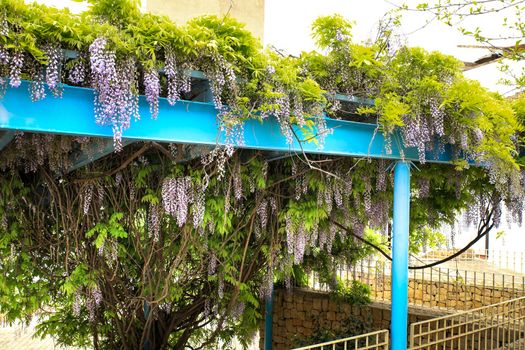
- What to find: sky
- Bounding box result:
[32,0,525,254]
[263,0,524,95]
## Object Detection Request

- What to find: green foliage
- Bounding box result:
[332,279,372,306]
[86,0,141,27]
[61,264,96,295]
[35,310,94,348]
[409,227,446,255]
[311,15,354,49]
[373,93,410,134]
[86,212,128,249]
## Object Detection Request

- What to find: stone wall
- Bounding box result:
[367,276,525,310]
[259,288,447,350]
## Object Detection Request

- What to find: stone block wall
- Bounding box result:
[367,276,525,310]
[259,288,446,350]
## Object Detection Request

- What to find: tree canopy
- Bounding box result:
[0,0,524,349]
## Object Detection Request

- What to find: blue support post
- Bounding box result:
[144,301,150,350]
[391,161,411,350]
[264,290,273,350]
[0,130,14,151]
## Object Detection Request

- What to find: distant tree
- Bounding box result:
[393,0,525,89]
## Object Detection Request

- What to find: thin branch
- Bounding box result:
[331,207,495,270]
[331,220,393,260]
[289,126,341,180]
[72,143,152,182]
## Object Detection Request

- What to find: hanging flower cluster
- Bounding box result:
[44,44,63,96]
[144,67,160,119]
[162,176,193,227]
[68,58,86,85]
[9,51,23,88]
[161,175,208,228]
[89,38,139,150]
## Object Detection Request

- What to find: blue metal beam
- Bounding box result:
[391,161,410,350]
[0,82,455,163]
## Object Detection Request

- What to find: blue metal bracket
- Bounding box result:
[68,138,135,172]
[0,130,14,151]
[188,80,214,103]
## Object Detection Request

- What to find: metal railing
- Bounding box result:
[417,249,484,262]
[308,255,525,311]
[408,296,525,349]
[488,250,525,274]
[419,249,525,274]
[291,329,389,350]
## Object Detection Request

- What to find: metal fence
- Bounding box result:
[291,329,389,350]
[408,296,525,349]
[487,250,524,274]
[308,255,525,311]
[419,250,525,274]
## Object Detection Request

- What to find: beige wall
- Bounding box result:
[146,0,265,40]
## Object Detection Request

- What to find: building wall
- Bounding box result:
[146,0,265,40]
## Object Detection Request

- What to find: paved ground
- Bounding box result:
[0,321,80,350]
[0,320,258,350]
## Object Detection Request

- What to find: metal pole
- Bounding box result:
[264,289,274,350]
[485,231,490,260]
[391,161,410,350]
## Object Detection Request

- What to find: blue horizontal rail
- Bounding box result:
[0,81,453,163]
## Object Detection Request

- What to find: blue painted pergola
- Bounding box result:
[0,79,455,350]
